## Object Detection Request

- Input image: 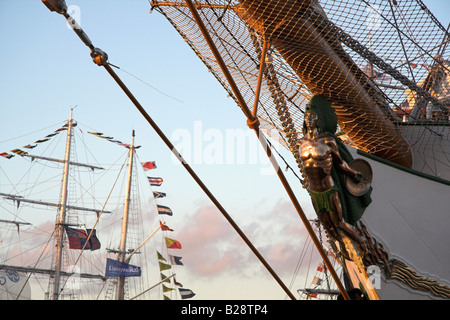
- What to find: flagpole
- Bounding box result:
[116,130,135,300]
[129,273,176,300]
[126,223,163,263]
[183,0,350,300]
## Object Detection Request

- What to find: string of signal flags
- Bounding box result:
[0,126,140,160]
[141,160,196,300]
[1,122,72,159]
[89,131,195,299]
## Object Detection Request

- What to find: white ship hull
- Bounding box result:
[348,130,450,299]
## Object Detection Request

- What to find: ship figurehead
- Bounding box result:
[297,95,388,299]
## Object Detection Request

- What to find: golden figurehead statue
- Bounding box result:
[297,95,373,259]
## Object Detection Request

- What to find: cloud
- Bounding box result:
[247,198,320,275]
[2,219,55,268]
[175,205,245,277]
[175,198,319,279]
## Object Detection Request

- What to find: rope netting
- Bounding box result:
[151,0,449,178]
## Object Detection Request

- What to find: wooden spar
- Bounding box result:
[22,154,104,171]
[184,0,350,300]
[0,219,32,226]
[53,108,73,300]
[116,130,135,300]
[2,196,112,214]
[252,39,270,119]
[0,264,106,281]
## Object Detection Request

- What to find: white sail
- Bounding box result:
[0,270,31,300]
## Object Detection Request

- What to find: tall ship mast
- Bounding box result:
[115,130,135,300]
[53,108,74,300]
[0,110,194,300]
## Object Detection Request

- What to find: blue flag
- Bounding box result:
[179,288,195,299]
[105,258,141,277]
[169,254,184,266]
[153,191,166,199]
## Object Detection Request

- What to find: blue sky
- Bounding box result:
[1,0,449,300]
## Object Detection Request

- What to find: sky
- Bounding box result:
[0,0,449,301]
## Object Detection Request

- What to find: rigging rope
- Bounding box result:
[108,63,185,104]
[58,146,127,295]
[15,228,56,300]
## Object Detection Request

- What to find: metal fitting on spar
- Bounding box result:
[91,48,109,66]
[246,117,260,130]
[42,0,67,14]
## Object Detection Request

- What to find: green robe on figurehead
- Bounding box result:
[301,95,372,226]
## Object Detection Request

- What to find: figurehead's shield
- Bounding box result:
[345,159,373,197]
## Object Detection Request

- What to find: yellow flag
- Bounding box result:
[160,273,171,283]
[162,284,174,292]
[156,250,166,261]
[159,261,171,271]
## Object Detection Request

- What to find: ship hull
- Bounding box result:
[349,142,450,300]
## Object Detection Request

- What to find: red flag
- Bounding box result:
[174,277,183,287]
[141,161,157,171]
[160,221,174,232]
[312,276,322,286]
[165,237,182,249]
[65,227,101,251]
[317,262,325,272]
[0,152,14,159]
[148,177,163,186]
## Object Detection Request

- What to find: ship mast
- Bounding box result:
[116,130,135,300]
[53,108,74,300]
[1,109,109,299]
